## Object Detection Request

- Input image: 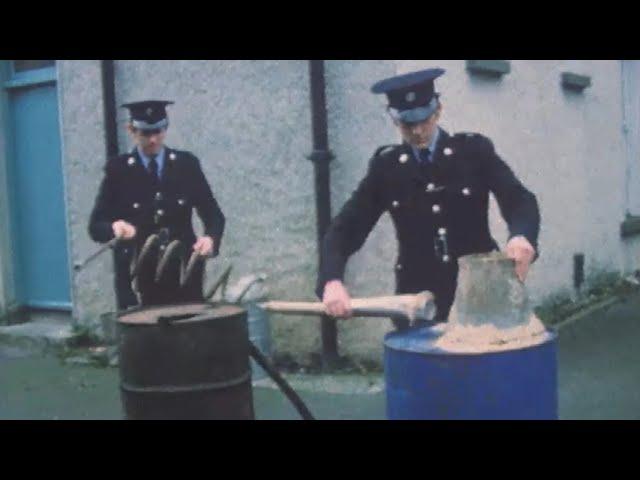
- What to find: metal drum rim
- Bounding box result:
[117,302,245,326]
[384,326,557,357]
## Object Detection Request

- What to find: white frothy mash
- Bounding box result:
[432,252,551,354]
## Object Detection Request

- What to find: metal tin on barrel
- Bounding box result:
[117,303,254,420]
[384,325,557,420]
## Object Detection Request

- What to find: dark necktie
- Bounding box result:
[418,148,431,164]
[148,154,159,183]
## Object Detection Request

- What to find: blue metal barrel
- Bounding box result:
[384,325,557,420]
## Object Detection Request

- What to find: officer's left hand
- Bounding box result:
[193,236,215,257]
[505,236,536,283]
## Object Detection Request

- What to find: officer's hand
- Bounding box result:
[193,236,215,257]
[506,235,536,283]
[112,220,137,240]
[323,280,353,318]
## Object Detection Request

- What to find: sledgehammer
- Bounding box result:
[259,291,437,322]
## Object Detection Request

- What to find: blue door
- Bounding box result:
[4,61,71,310]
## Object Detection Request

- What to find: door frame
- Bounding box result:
[622,60,640,218]
[0,60,73,314]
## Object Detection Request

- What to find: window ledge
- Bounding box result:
[466,60,511,77]
[561,72,591,92]
[621,216,640,238]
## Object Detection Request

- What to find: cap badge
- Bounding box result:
[405,91,416,103]
[146,107,153,116]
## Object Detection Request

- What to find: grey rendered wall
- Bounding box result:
[57,60,112,327]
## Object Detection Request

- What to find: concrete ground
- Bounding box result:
[555,293,640,420]
[1,293,640,420]
[0,350,385,420]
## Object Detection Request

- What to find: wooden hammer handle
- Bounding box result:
[260,295,424,319]
[259,301,326,316]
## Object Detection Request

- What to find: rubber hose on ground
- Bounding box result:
[249,342,315,420]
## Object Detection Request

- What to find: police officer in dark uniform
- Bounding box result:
[317,68,540,329]
[88,100,225,310]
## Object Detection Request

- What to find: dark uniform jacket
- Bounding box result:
[89,146,225,310]
[317,129,540,323]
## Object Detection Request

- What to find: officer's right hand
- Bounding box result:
[112,220,137,240]
[323,280,353,318]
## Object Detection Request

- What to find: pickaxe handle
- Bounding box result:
[74,237,120,272]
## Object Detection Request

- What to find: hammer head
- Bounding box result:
[350,290,437,322]
[407,291,437,322]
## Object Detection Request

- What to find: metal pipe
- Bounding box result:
[307,60,338,368]
[101,60,119,159]
[573,253,585,292]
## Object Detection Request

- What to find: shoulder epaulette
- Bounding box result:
[373,144,399,157]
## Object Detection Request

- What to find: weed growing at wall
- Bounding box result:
[535,270,640,326]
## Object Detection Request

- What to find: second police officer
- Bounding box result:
[89,100,225,310]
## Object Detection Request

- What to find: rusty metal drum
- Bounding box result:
[117,303,254,420]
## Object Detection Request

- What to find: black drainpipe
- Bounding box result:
[101,60,119,159]
[307,60,338,369]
